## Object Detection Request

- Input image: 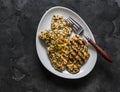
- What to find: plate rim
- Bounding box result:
[36,6,97,79]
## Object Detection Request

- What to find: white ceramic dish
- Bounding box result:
[36,6,97,79]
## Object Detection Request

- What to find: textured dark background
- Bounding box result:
[0,0,120,92]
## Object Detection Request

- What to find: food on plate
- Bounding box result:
[39,14,90,74]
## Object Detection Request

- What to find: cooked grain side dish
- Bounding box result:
[39,14,90,74]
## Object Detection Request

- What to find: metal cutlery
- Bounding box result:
[67,16,112,63]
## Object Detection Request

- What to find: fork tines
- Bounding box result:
[67,17,83,34]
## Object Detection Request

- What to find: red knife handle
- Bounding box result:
[88,39,112,63]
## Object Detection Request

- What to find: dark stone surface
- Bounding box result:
[0,0,120,92]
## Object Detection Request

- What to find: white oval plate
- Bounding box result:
[36,6,97,79]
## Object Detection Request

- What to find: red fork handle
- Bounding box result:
[88,39,112,63]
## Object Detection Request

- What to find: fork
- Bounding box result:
[67,17,112,63]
